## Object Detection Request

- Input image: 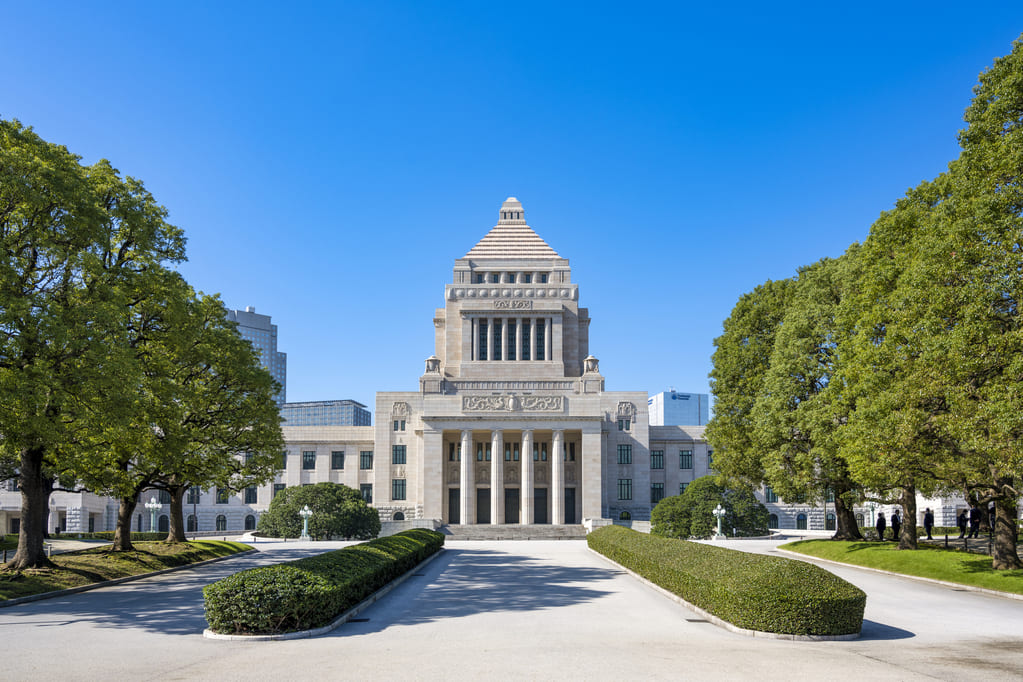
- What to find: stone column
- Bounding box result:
[521,429,534,524]
[530,318,537,362]
[501,318,509,361]
[552,429,564,525]
[546,317,553,361]
[486,318,493,362]
[460,429,472,525]
[491,430,504,524]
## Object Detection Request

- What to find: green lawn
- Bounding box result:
[0,540,250,601]
[782,540,1023,595]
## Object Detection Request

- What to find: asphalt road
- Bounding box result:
[2,537,1021,681]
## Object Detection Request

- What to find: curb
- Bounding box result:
[1,547,258,608]
[588,548,860,641]
[775,548,1023,602]
[203,547,445,641]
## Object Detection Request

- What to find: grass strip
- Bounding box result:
[0,540,250,600]
[782,540,1023,595]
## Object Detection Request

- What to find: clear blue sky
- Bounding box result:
[4,4,1022,412]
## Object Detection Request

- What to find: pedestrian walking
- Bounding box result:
[969,506,981,538]
[876,511,886,541]
[924,508,934,540]
[957,510,968,538]
[891,510,901,543]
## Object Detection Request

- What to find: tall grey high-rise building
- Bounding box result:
[226,306,287,404]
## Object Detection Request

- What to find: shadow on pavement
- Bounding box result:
[858,619,915,641]
[331,547,615,636]
[0,547,330,637]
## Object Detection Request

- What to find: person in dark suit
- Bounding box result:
[957,510,968,538]
[969,506,981,538]
[876,511,887,541]
[891,510,902,543]
[924,508,934,540]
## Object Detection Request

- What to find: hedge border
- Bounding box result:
[203,547,444,640]
[203,529,444,635]
[588,526,865,637]
[589,548,859,641]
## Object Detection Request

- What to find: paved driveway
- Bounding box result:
[2,538,1021,680]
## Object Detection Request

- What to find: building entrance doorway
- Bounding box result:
[565,487,576,524]
[448,488,460,524]
[476,488,491,524]
[534,488,548,524]
[505,488,520,524]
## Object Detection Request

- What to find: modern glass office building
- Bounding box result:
[226,306,288,405]
[647,390,710,426]
[281,399,372,426]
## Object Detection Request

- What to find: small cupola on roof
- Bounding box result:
[465,197,560,259]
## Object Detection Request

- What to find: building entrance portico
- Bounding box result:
[438,425,584,526]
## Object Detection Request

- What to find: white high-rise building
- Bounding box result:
[648,390,710,426]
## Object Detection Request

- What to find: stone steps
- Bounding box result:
[440,524,587,541]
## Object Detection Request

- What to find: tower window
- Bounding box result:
[491,273,500,284]
[505,273,515,283]
[478,320,488,361]
[523,273,532,283]
[539,273,548,283]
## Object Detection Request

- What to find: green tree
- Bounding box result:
[82,275,283,550]
[651,476,769,539]
[753,253,864,540]
[706,278,796,486]
[0,119,184,569]
[257,483,380,540]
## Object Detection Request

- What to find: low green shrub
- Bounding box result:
[203,529,444,634]
[588,525,865,636]
[857,526,962,541]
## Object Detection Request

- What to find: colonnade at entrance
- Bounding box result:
[443,428,579,526]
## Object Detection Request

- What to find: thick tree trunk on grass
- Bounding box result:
[7,446,55,570]
[831,490,863,540]
[898,486,918,550]
[991,482,1022,571]
[112,498,138,551]
[166,484,188,543]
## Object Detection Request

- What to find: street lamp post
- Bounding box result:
[144,496,161,533]
[299,505,313,541]
[712,504,726,540]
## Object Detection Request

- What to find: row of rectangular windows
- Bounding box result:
[477,318,545,361]
[265,482,405,504]
[474,272,549,284]
[447,442,577,462]
[286,446,701,470]
[617,480,690,501]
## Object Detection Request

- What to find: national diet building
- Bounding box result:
[280,198,711,528]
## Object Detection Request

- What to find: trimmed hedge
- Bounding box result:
[62,532,167,541]
[204,529,444,634]
[588,525,865,636]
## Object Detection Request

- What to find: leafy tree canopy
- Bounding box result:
[651,476,769,540]
[257,483,380,540]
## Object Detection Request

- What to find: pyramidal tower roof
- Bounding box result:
[465,197,560,259]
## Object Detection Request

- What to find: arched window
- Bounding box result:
[826,513,836,531]
[187,514,197,532]
[393,511,405,521]
[855,513,864,527]
[768,513,778,528]
[136,514,142,532]
[158,514,169,533]
[216,515,227,531]
[619,511,631,520]
[796,513,808,530]
[244,515,256,530]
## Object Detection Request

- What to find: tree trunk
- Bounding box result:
[898,485,918,550]
[112,497,138,551]
[831,490,863,540]
[166,484,188,543]
[991,480,1022,570]
[7,445,55,570]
